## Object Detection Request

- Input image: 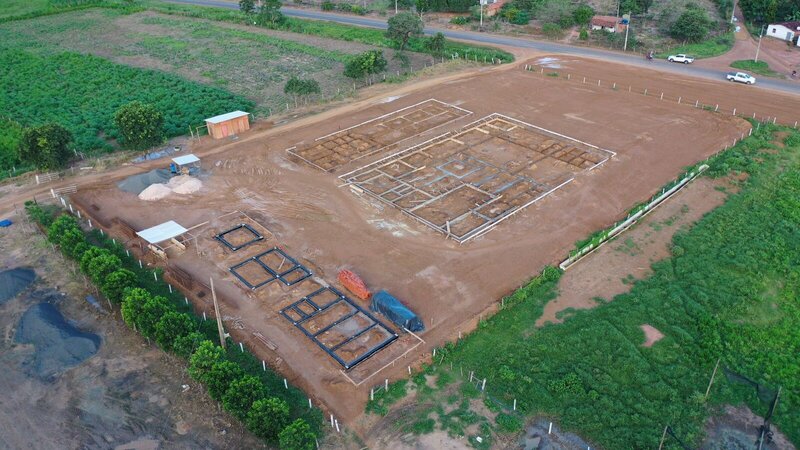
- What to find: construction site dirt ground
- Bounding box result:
[67,56,753,431]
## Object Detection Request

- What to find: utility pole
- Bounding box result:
[704,358,721,399]
[210,277,226,349]
[479,0,485,30]
[395,0,397,14]
[730,0,737,23]
[755,24,765,62]
[623,14,630,51]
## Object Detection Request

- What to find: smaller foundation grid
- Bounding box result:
[287,99,472,172]
[281,287,399,370]
[230,247,312,290]
[340,113,616,243]
[214,223,264,251]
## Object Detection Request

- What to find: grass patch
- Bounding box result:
[657,32,734,59]
[730,59,782,77]
[401,123,800,448]
[366,379,408,415]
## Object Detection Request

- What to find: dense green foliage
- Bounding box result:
[0,49,252,153]
[730,59,781,77]
[386,12,423,51]
[657,32,734,59]
[28,205,323,446]
[256,0,284,26]
[283,77,321,105]
[279,419,317,450]
[571,4,593,25]
[739,0,800,25]
[670,6,714,42]
[377,124,800,448]
[239,0,255,15]
[17,123,73,170]
[114,101,165,151]
[344,50,388,81]
[0,118,27,179]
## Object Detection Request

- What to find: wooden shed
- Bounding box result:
[205,111,251,139]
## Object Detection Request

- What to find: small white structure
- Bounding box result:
[136,220,189,259]
[170,153,200,174]
[766,21,800,42]
[205,111,251,139]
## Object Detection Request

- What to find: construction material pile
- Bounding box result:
[137,175,203,201]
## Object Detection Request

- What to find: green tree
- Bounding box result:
[86,252,122,285]
[114,101,165,151]
[154,311,196,351]
[100,268,137,304]
[47,214,79,245]
[60,228,89,259]
[79,247,107,274]
[279,419,316,450]
[257,0,284,26]
[173,331,206,359]
[246,397,290,442]
[670,7,712,42]
[205,360,244,400]
[239,0,256,14]
[222,375,267,419]
[121,288,152,331]
[138,295,172,338]
[188,340,225,383]
[425,32,446,56]
[572,4,594,25]
[344,50,388,82]
[17,123,73,170]
[386,12,423,51]
[415,0,429,16]
[283,77,321,107]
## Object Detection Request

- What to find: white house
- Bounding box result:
[766,21,800,42]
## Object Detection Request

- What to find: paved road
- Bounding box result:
[165,0,800,96]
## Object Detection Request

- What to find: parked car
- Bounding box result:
[667,54,695,64]
[726,72,756,85]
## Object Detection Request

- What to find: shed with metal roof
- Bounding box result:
[205,111,251,139]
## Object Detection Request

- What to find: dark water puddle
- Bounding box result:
[15,301,101,380]
[0,268,36,304]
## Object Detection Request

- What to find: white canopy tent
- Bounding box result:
[172,154,200,166]
[136,220,188,245]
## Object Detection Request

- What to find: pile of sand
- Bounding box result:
[137,176,203,201]
[138,183,173,201]
[167,175,203,194]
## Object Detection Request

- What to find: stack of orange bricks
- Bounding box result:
[337,269,371,300]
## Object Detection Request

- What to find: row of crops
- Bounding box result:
[0,49,253,160]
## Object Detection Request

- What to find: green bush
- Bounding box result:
[205,360,245,400]
[495,412,523,433]
[450,16,469,24]
[321,0,335,10]
[222,375,267,419]
[114,101,165,151]
[279,419,316,450]
[17,123,73,170]
[100,268,137,304]
[188,340,226,383]
[154,311,196,351]
[541,22,563,39]
[246,397,290,442]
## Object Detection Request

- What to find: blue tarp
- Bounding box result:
[370,290,424,332]
[0,219,12,227]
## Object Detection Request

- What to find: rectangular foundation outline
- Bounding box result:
[230,247,312,290]
[340,113,617,243]
[214,223,264,251]
[286,99,473,172]
[280,287,399,370]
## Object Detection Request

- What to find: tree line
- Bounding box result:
[29,206,319,449]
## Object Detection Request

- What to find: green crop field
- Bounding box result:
[369,124,800,449]
[0,49,252,153]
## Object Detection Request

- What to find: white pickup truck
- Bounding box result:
[726,72,756,84]
[667,54,694,64]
